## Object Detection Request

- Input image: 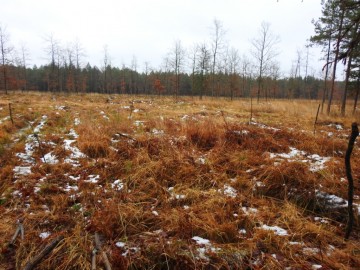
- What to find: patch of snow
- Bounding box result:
[260,225,288,236]
[196,157,206,164]
[74,118,81,126]
[69,129,79,139]
[41,152,58,164]
[69,175,80,181]
[12,190,22,197]
[192,236,211,245]
[85,175,100,184]
[122,247,140,257]
[269,147,331,173]
[64,184,79,192]
[219,184,237,198]
[115,242,126,248]
[312,265,322,270]
[316,191,348,208]
[39,232,51,239]
[64,139,86,160]
[13,166,32,175]
[152,128,164,135]
[111,179,124,191]
[34,115,47,133]
[0,116,10,124]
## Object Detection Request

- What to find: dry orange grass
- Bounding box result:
[0,92,359,269]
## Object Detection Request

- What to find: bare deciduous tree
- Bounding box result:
[210,18,226,97]
[0,25,14,94]
[228,47,240,100]
[251,21,280,102]
[169,40,186,98]
[197,43,210,100]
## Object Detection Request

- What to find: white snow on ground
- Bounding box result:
[316,190,360,215]
[192,236,211,245]
[250,121,280,131]
[269,147,331,172]
[41,152,59,164]
[39,232,51,239]
[192,236,221,261]
[69,129,79,138]
[328,123,343,130]
[13,166,32,175]
[14,116,49,177]
[34,115,47,133]
[63,183,79,192]
[233,130,250,135]
[168,187,186,200]
[218,184,237,198]
[151,128,164,135]
[115,242,126,248]
[260,225,289,236]
[111,179,124,191]
[100,111,109,120]
[0,116,10,124]
[196,156,206,164]
[74,118,81,126]
[55,105,67,110]
[84,175,100,184]
[63,128,86,166]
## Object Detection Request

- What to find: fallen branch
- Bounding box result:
[345,122,359,240]
[23,235,64,270]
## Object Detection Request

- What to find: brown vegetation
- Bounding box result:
[0,92,359,269]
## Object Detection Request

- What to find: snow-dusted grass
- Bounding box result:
[0,93,359,270]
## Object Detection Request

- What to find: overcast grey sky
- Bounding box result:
[1,0,325,77]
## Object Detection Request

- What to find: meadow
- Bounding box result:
[0,92,359,269]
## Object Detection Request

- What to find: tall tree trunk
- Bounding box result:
[327,8,345,116]
[321,38,331,113]
[341,56,352,116]
[353,73,360,115]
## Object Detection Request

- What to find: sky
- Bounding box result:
[1,0,325,77]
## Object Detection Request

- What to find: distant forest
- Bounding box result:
[0,62,334,100]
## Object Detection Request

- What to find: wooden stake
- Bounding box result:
[313,103,321,135]
[345,122,358,240]
[249,96,253,124]
[9,103,14,125]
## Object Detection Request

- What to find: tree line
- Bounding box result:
[1,5,358,111]
[311,0,360,115]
